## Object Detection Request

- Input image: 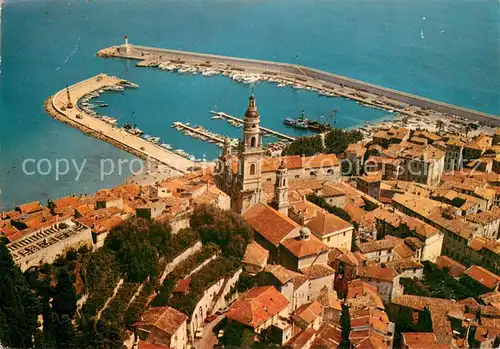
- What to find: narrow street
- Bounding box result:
[198,315,225,349]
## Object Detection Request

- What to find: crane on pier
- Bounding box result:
[66,84,73,109]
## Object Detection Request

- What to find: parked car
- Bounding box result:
[195,328,204,339]
[205,314,217,323]
[217,330,225,339]
[215,307,228,315]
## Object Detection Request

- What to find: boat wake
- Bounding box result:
[55,37,81,72]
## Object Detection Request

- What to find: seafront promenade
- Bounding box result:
[99,43,499,127]
[45,74,195,174]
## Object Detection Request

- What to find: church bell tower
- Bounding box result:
[273,160,289,216]
[235,94,264,213]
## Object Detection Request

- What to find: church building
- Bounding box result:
[216,95,341,214]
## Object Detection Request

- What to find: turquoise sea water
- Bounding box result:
[0,0,498,210]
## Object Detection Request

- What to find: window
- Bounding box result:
[283,179,286,186]
[138,329,150,341]
[295,175,300,179]
[343,232,346,237]
[250,164,256,175]
[251,137,257,147]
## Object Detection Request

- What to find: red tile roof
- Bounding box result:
[16,201,42,214]
[173,279,191,294]
[391,295,463,313]
[134,306,187,335]
[358,265,399,282]
[294,301,323,325]
[75,204,95,217]
[349,329,388,349]
[261,154,339,173]
[317,288,342,311]
[347,279,379,299]
[94,215,125,234]
[401,332,438,348]
[321,184,346,198]
[226,286,289,328]
[288,327,317,349]
[281,235,328,258]
[313,323,341,349]
[350,308,390,333]
[464,265,500,290]
[358,236,402,254]
[264,264,304,285]
[243,203,299,246]
[51,196,79,210]
[480,291,500,305]
[435,256,466,278]
[347,280,385,310]
[306,211,353,237]
[242,241,269,267]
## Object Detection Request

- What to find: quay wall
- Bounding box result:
[111,45,499,126]
[301,66,499,125]
[45,73,195,174]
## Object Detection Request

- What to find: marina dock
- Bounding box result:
[45,74,196,174]
[210,111,296,141]
[172,121,226,146]
[98,43,499,127]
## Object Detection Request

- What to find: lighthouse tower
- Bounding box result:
[124,35,130,54]
[65,85,73,109]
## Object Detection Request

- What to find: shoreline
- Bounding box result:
[98,44,499,127]
[44,74,199,177]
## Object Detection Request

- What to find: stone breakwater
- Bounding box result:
[44,73,196,175]
[99,44,500,127]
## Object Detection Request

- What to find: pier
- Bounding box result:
[99,43,499,127]
[210,111,296,141]
[45,74,195,174]
[173,121,226,146]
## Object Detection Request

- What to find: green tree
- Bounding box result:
[52,268,77,317]
[106,217,173,258]
[104,217,174,282]
[324,128,363,155]
[191,204,253,258]
[339,304,351,348]
[54,314,78,349]
[306,194,352,222]
[0,243,39,348]
[41,300,56,348]
[223,322,253,347]
[283,135,324,156]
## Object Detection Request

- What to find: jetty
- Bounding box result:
[172,121,226,146]
[98,43,499,127]
[45,74,195,174]
[210,111,296,141]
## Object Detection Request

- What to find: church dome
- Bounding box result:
[244,95,259,119]
[300,226,311,240]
